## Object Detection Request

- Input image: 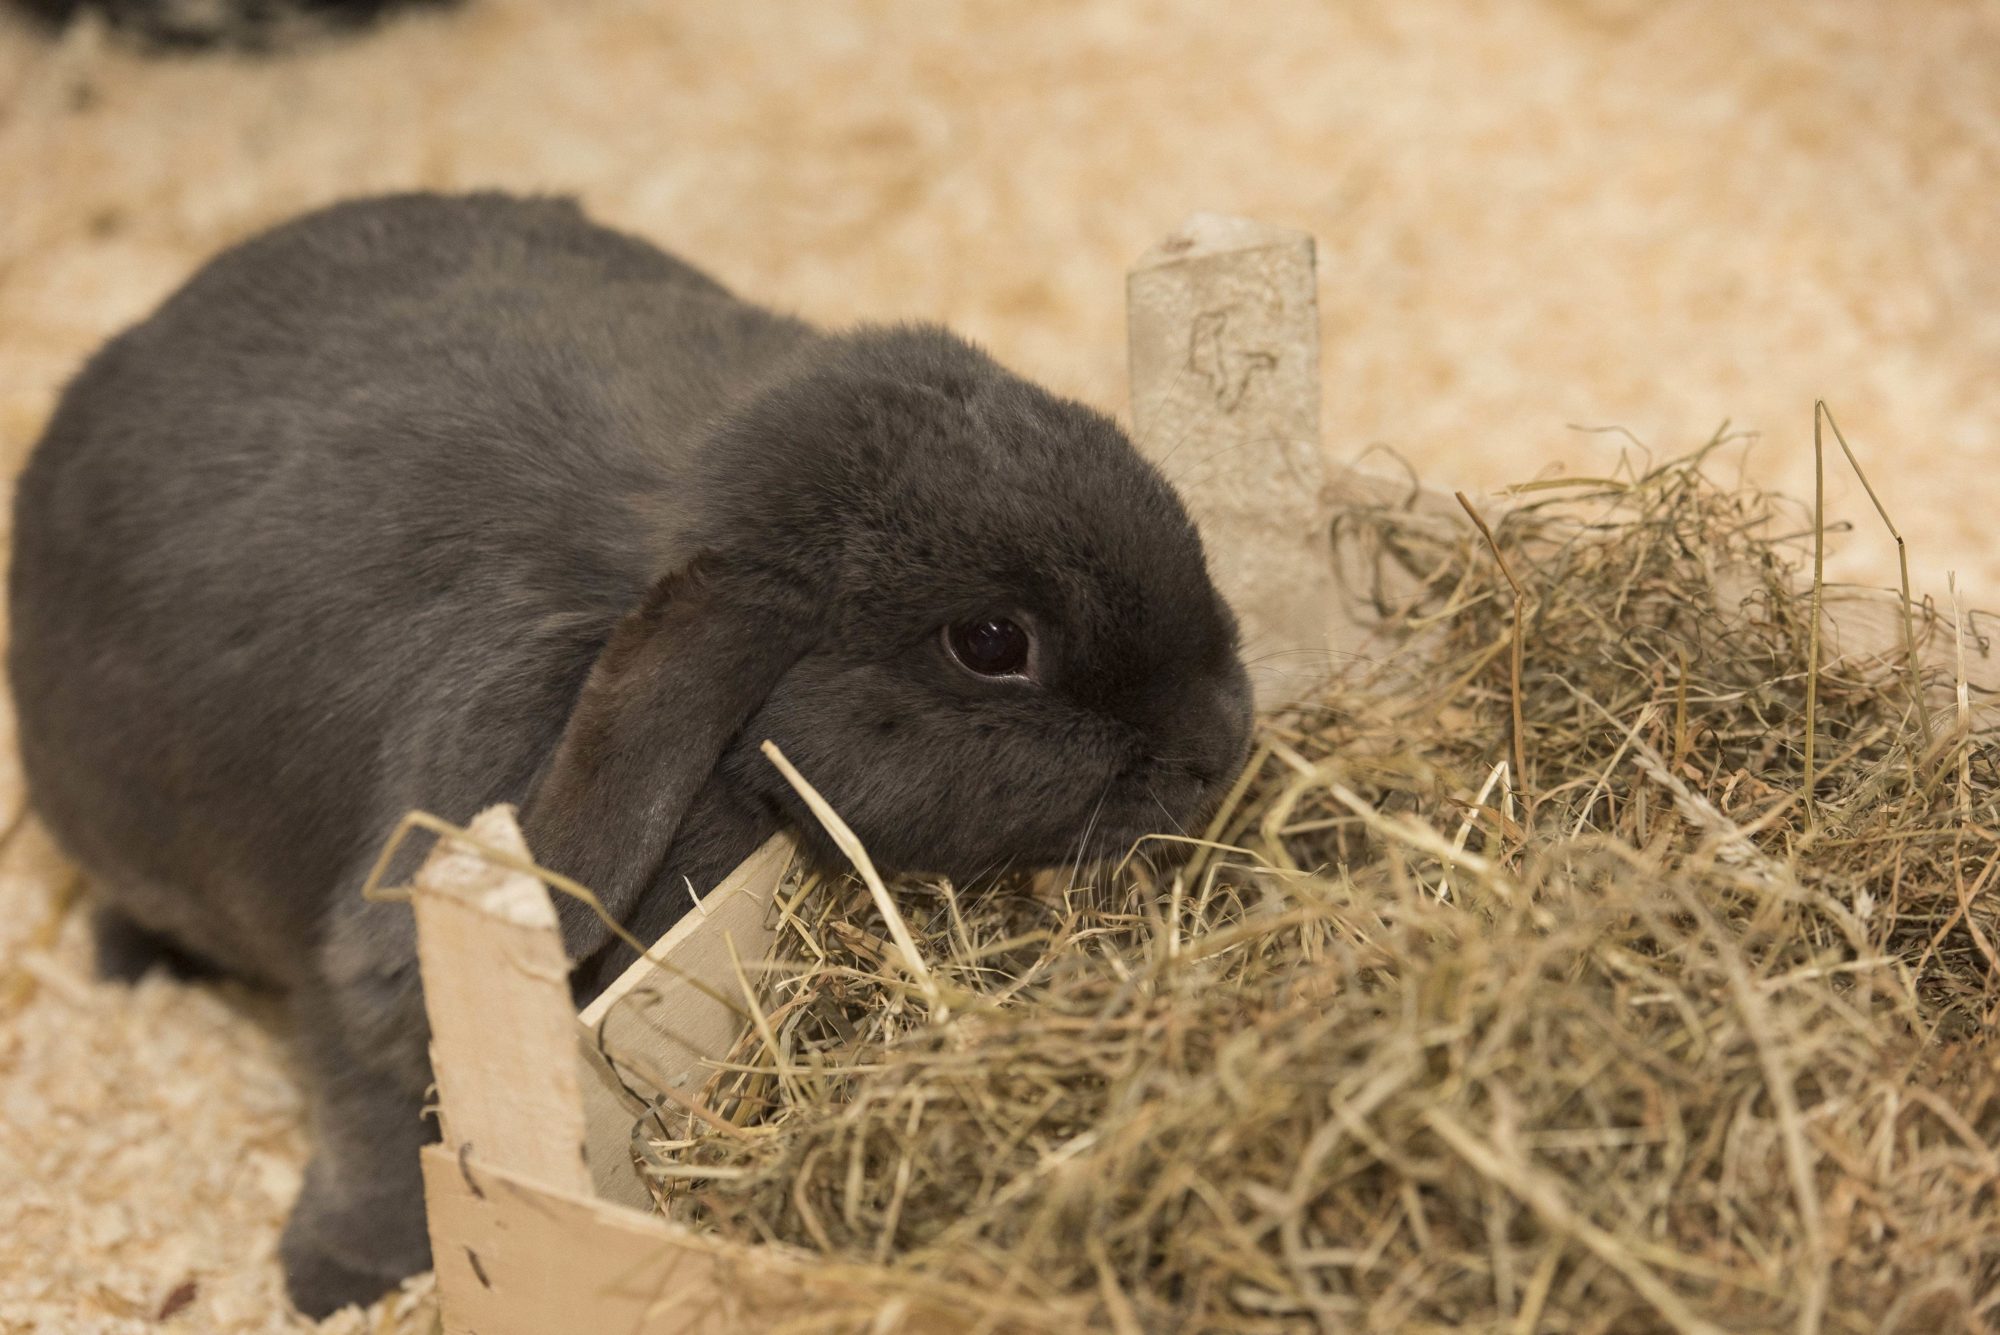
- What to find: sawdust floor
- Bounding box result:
[1,1,1996,1329]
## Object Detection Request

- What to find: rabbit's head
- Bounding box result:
[699,326,1251,874]
[527,326,1253,943]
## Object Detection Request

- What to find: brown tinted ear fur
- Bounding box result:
[521,557,805,961]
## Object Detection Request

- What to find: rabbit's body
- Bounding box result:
[15,195,800,993]
[9,193,1252,1315]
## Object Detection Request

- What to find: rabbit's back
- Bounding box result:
[8,193,813,983]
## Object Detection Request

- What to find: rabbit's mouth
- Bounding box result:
[1093,787,1231,861]
[1019,757,1247,877]
[772,781,1225,891]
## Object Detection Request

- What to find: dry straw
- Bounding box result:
[617,435,2000,1333]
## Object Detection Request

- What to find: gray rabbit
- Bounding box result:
[8,193,1252,1316]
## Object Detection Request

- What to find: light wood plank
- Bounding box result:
[422,1147,956,1334]
[575,835,797,1208]
[1129,213,1337,711]
[412,804,593,1197]
[423,1144,778,1335]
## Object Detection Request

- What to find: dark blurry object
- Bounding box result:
[6,0,459,51]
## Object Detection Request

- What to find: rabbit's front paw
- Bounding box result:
[90,904,217,984]
[279,1151,432,1319]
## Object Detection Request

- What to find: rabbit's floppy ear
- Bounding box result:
[521,555,807,962]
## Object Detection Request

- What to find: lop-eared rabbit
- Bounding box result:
[9,194,1253,1314]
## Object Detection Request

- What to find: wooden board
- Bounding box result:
[422,1147,961,1335]
[575,835,798,1208]
[423,1146,790,1335]
[412,805,593,1197]
[1129,213,1338,711]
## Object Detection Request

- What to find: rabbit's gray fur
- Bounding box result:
[8,193,1252,1315]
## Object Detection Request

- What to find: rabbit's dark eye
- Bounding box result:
[945,617,1032,678]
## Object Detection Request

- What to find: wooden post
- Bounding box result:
[412,804,594,1197]
[1128,213,1337,711]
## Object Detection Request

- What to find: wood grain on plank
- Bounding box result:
[412,804,593,1198]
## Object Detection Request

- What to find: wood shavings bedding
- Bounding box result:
[0,820,436,1333]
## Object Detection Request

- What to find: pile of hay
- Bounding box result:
[637,445,2000,1333]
